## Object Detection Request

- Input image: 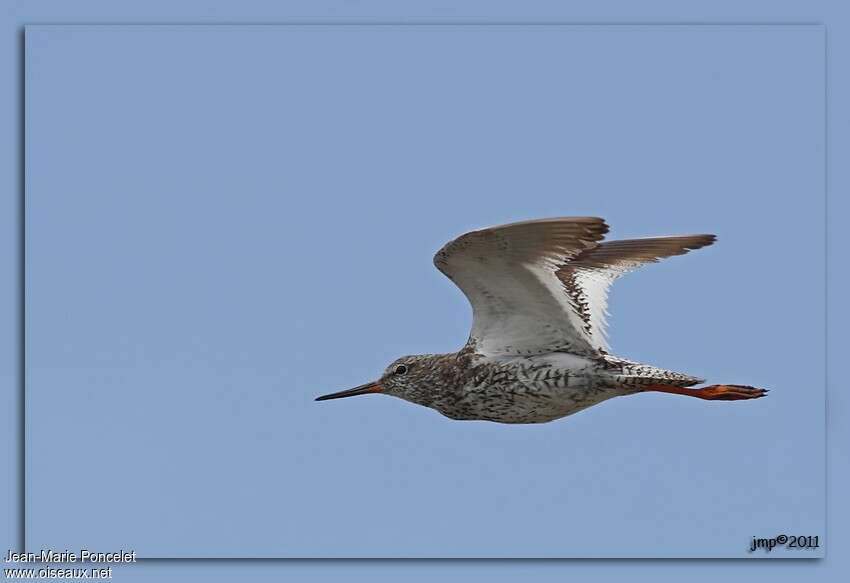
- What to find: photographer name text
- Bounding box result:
[5,549,137,564]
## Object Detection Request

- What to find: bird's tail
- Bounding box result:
[605,356,704,388]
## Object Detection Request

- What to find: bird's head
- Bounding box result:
[315,355,435,404]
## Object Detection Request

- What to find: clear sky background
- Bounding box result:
[24,24,823,559]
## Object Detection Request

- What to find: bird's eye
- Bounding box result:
[394,364,408,375]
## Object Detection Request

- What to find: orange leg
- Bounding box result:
[643,383,768,401]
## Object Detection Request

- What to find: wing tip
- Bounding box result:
[685,233,717,250]
[487,215,609,231]
[608,233,718,251]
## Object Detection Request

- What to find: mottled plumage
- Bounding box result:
[316,217,766,423]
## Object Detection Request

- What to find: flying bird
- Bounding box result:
[316,217,766,424]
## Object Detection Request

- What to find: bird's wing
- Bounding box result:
[556,234,716,352]
[433,217,609,357]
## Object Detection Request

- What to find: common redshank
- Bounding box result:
[316,217,767,424]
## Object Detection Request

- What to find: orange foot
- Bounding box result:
[644,384,768,401]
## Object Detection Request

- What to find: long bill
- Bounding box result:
[315,381,383,402]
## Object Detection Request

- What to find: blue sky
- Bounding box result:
[24,24,824,558]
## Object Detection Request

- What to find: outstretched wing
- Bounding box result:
[434,218,716,357]
[433,217,609,357]
[556,234,716,352]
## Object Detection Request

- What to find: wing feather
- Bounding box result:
[434,217,608,356]
[557,234,716,351]
[434,218,715,357]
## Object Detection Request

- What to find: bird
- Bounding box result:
[315,217,767,424]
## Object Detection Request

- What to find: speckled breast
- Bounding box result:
[434,359,624,424]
